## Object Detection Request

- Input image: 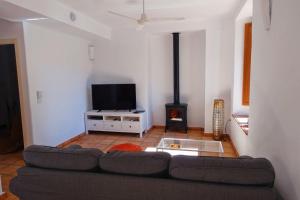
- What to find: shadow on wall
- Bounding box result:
[219,88,232,126]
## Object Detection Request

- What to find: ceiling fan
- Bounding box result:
[108,0,185,29]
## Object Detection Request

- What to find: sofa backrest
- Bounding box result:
[23,145,275,187]
[170,155,275,187]
[23,145,103,171]
[99,151,171,177]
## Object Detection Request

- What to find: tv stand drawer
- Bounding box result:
[122,122,140,132]
[103,122,122,131]
[86,120,103,131]
[85,110,147,137]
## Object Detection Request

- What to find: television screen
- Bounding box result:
[92,84,136,111]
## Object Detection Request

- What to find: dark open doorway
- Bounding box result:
[0,42,24,154]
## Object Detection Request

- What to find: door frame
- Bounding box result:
[0,39,32,147]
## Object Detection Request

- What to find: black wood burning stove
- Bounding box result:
[165,103,188,132]
[165,33,188,133]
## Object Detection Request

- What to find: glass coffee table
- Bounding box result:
[147,138,224,157]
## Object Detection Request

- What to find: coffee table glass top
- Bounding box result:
[156,138,224,156]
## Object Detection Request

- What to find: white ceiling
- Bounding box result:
[58,0,242,29]
[0,0,243,37]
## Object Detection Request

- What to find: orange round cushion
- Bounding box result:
[108,143,143,152]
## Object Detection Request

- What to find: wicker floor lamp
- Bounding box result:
[213,99,224,141]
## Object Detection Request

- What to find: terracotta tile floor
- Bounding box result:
[0,127,237,200]
[0,152,24,200]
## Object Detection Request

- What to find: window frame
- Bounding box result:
[242,22,252,106]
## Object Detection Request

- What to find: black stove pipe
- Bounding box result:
[173,32,180,105]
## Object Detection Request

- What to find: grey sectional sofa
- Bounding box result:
[10,145,281,200]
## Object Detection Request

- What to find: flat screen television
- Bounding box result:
[92,84,136,111]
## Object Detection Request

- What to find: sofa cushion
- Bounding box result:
[99,151,171,177]
[170,156,275,186]
[24,145,103,171]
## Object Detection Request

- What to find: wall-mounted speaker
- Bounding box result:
[88,45,95,61]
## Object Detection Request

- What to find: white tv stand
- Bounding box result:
[85,110,147,138]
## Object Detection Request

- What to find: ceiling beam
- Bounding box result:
[2,0,111,39]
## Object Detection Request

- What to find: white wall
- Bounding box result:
[93,30,207,129]
[231,0,300,199]
[93,26,232,132]
[149,31,206,128]
[91,29,151,128]
[204,23,234,133]
[22,22,93,146]
[0,18,33,146]
[148,34,172,127]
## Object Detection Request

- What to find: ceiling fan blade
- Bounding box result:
[136,24,145,31]
[108,11,137,22]
[147,17,185,22]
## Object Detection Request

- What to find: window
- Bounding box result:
[242,22,252,106]
[232,114,249,135]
